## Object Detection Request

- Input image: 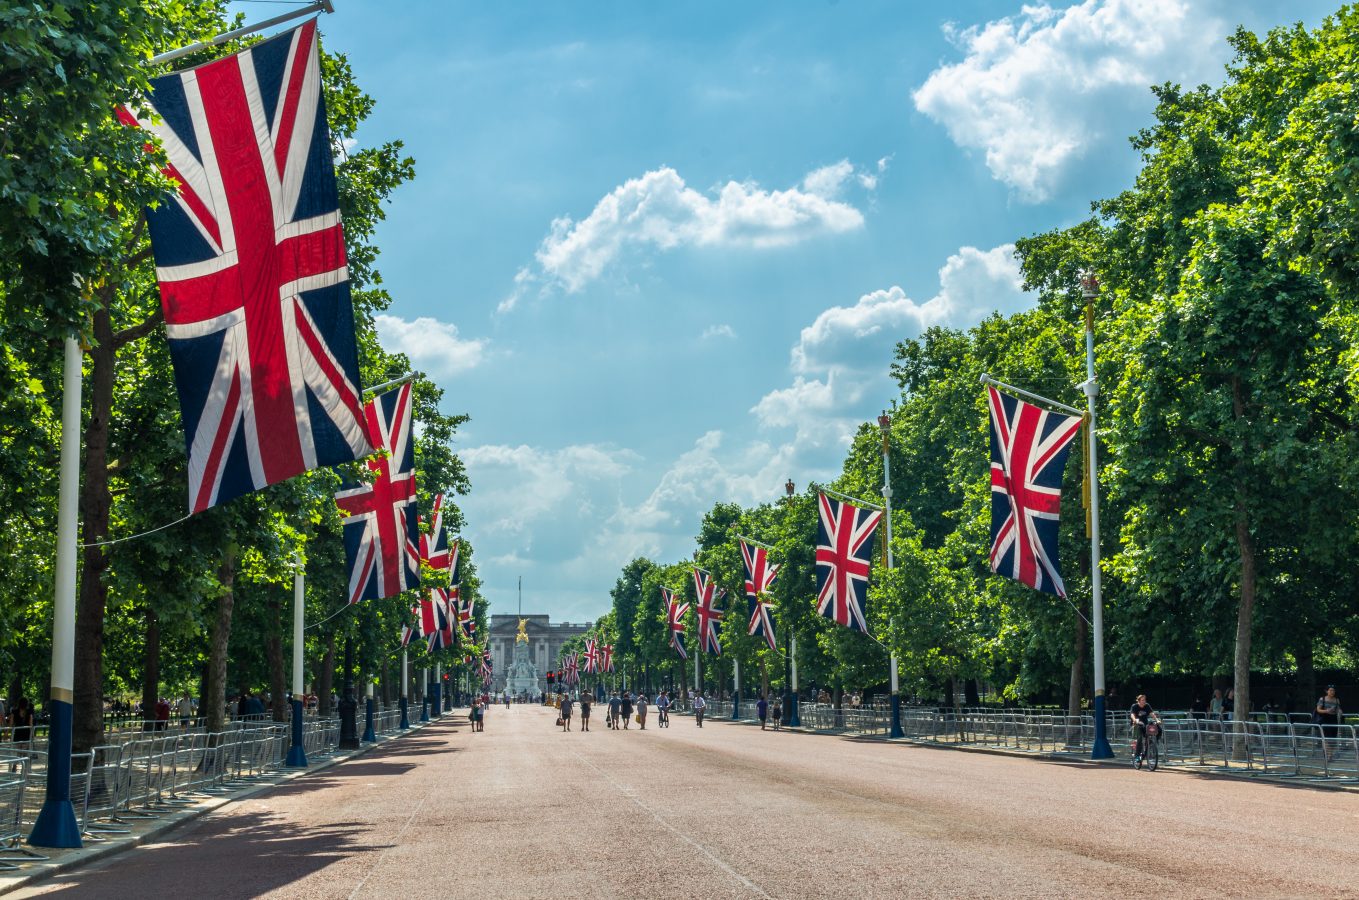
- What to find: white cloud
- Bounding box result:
[460,443,637,537]
[913,0,1223,201]
[791,244,1025,373]
[374,314,487,377]
[532,165,866,294]
[802,160,856,198]
[701,323,737,341]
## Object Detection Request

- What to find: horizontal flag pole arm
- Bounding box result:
[980,374,1083,417]
[150,0,334,67]
[811,483,883,511]
[363,372,417,397]
[732,532,775,551]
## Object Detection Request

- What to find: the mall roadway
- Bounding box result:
[13,706,1359,900]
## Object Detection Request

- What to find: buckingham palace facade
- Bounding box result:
[486,614,592,695]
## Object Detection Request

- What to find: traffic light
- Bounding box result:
[546,671,555,685]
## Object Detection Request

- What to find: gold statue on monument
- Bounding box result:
[516,617,529,644]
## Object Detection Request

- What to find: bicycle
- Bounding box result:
[1132,718,1161,771]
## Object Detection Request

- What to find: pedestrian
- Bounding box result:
[9,697,34,745]
[1222,689,1235,722]
[620,691,633,730]
[560,694,573,731]
[757,695,768,730]
[1315,686,1343,758]
[608,691,621,729]
[154,696,171,731]
[772,697,782,731]
[656,691,671,728]
[636,694,648,729]
[176,692,194,728]
[1209,689,1223,721]
[580,692,592,732]
[693,692,706,727]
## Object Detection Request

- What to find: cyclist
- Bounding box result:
[1129,693,1159,769]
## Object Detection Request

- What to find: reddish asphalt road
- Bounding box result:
[16,704,1359,899]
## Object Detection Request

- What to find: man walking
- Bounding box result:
[608,691,621,730]
[693,692,706,728]
[757,694,768,730]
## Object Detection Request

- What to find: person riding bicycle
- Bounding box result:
[1129,694,1159,768]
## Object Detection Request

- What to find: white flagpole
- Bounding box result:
[286,556,308,766]
[1082,274,1113,759]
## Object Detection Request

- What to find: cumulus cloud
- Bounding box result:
[701,324,737,341]
[529,165,867,294]
[791,244,1025,373]
[459,443,638,537]
[913,0,1223,201]
[374,314,488,377]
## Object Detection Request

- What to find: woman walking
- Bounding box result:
[579,692,592,732]
[559,694,573,732]
[636,694,648,730]
[620,691,634,730]
[772,697,783,731]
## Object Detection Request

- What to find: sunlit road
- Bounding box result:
[17,704,1359,899]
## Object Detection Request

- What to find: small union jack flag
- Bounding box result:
[335,384,420,604]
[815,492,883,633]
[741,540,780,651]
[418,589,451,652]
[987,386,1082,597]
[600,643,615,673]
[399,600,419,648]
[420,493,453,572]
[692,568,725,656]
[121,22,373,513]
[663,587,690,660]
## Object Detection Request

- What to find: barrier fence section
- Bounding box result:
[0,701,441,869]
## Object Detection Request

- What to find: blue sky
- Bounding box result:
[236,0,1336,622]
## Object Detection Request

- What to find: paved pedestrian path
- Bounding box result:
[12,704,1359,898]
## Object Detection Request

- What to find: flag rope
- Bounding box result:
[307,601,355,631]
[78,512,192,548]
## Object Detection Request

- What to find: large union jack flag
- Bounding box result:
[662,588,689,660]
[600,643,615,673]
[335,384,419,604]
[582,638,599,674]
[987,386,1082,598]
[815,492,883,633]
[740,541,781,651]
[121,22,372,513]
[692,568,725,656]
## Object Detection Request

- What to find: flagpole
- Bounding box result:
[149,0,334,67]
[1083,274,1113,759]
[420,666,430,722]
[286,555,308,766]
[879,413,905,739]
[362,677,376,742]
[29,335,83,848]
[433,662,442,715]
[781,478,801,729]
[731,656,741,720]
[399,649,409,729]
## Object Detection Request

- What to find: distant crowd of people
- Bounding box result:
[548,689,790,733]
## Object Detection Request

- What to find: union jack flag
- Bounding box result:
[399,600,419,648]
[121,22,372,513]
[600,643,615,673]
[815,492,883,633]
[692,568,725,656]
[561,654,578,685]
[334,384,419,604]
[663,588,689,660]
[478,649,492,681]
[740,541,781,651]
[420,493,453,572]
[418,589,451,652]
[582,638,599,674]
[987,386,1082,597]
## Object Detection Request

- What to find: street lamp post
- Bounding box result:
[399,649,410,729]
[420,666,430,722]
[338,635,359,749]
[362,677,376,742]
[880,413,904,739]
[782,478,801,728]
[285,556,308,766]
[1082,273,1114,760]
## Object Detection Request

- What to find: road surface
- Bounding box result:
[16,703,1359,899]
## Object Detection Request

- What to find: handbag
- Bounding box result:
[555,717,562,726]
[635,714,641,724]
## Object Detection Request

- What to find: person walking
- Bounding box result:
[9,698,34,745]
[772,697,783,731]
[177,692,195,728]
[757,695,768,730]
[636,694,648,730]
[1316,685,1343,759]
[1209,689,1223,721]
[559,694,573,732]
[579,692,592,732]
[620,691,634,730]
[608,691,621,730]
[693,692,706,728]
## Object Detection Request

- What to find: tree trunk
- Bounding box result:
[964,678,981,706]
[1295,638,1315,715]
[695,653,704,694]
[318,634,335,716]
[833,686,843,728]
[1067,611,1088,718]
[141,607,160,730]
[73,307,117,756]
[266,594,286,722]
[204,545,237,734]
